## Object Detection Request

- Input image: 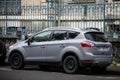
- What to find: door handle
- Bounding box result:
[41,45,45,48]
[60,44,65,48]
[41,46,45,48]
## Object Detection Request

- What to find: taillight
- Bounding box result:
[81,41,95,47]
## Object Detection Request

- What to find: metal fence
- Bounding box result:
[0,1,120,36]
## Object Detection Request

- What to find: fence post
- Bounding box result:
[47,1,49,28]
[57,0,61,26]
[103,0,106,34]
[5,0,7,35]
[53,0,57,27]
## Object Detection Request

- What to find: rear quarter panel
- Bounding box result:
[59,39,86,61]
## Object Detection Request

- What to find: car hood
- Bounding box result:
[9,41,26,49]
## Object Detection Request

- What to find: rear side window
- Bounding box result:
[85,32,107,42]
[51,31,67,40]
[68,31,80,39]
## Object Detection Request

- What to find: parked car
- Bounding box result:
[0,40,6,64]
[7,27,113,73]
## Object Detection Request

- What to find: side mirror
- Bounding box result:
[28,39,31,46]
[27,38,33,46]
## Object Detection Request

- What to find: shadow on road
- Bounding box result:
[1,63,120,77]
[22,65,120,77]
[0,62,9,67]
[77,68,120,77]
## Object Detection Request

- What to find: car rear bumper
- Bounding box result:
[80,56,113,67]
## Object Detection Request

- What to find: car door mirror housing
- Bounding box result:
[27,38,33,46]
[28,39,31,46]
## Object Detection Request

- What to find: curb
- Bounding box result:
[111,64,120,67]
[116,64,120,67]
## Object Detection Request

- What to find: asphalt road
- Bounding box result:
[0,64,120,80]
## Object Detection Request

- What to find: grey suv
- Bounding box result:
[7,27,113,73]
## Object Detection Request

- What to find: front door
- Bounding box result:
[26,31,52,61]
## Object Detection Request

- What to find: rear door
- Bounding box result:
[85,32,112,55]
[46,30,68,62]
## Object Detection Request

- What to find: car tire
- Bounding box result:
[9,52,24,69]
[0,57,6,64]
[0,52,6,64]
[0,45,6,64]
[63,56,79,74]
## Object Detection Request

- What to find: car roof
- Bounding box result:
[43,27,80,31]
[42,27,102,33]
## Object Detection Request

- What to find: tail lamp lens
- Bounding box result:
[81,41,95,47]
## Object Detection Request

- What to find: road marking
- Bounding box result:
[97,76,118,79]
[0,67,12,71]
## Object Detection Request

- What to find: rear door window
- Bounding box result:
[51,30,67,40]
[85,32,107,42]
[68,31,80,39]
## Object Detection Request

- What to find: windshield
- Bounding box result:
[85,32,107,42]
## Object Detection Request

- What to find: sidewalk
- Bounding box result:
[108,64,120,72]
[111,61,120,67]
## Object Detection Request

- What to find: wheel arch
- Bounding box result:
[8,49,25,69]
[8,49,24,61]
[61,51,80,73]
[62,51,79,63]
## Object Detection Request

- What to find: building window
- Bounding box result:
[0,0,21,15]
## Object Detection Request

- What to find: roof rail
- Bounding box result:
[85,27,100,31]
[42,27,58,31]
[43,27,81,31]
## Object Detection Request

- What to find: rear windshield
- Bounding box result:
[85,32,107,42]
